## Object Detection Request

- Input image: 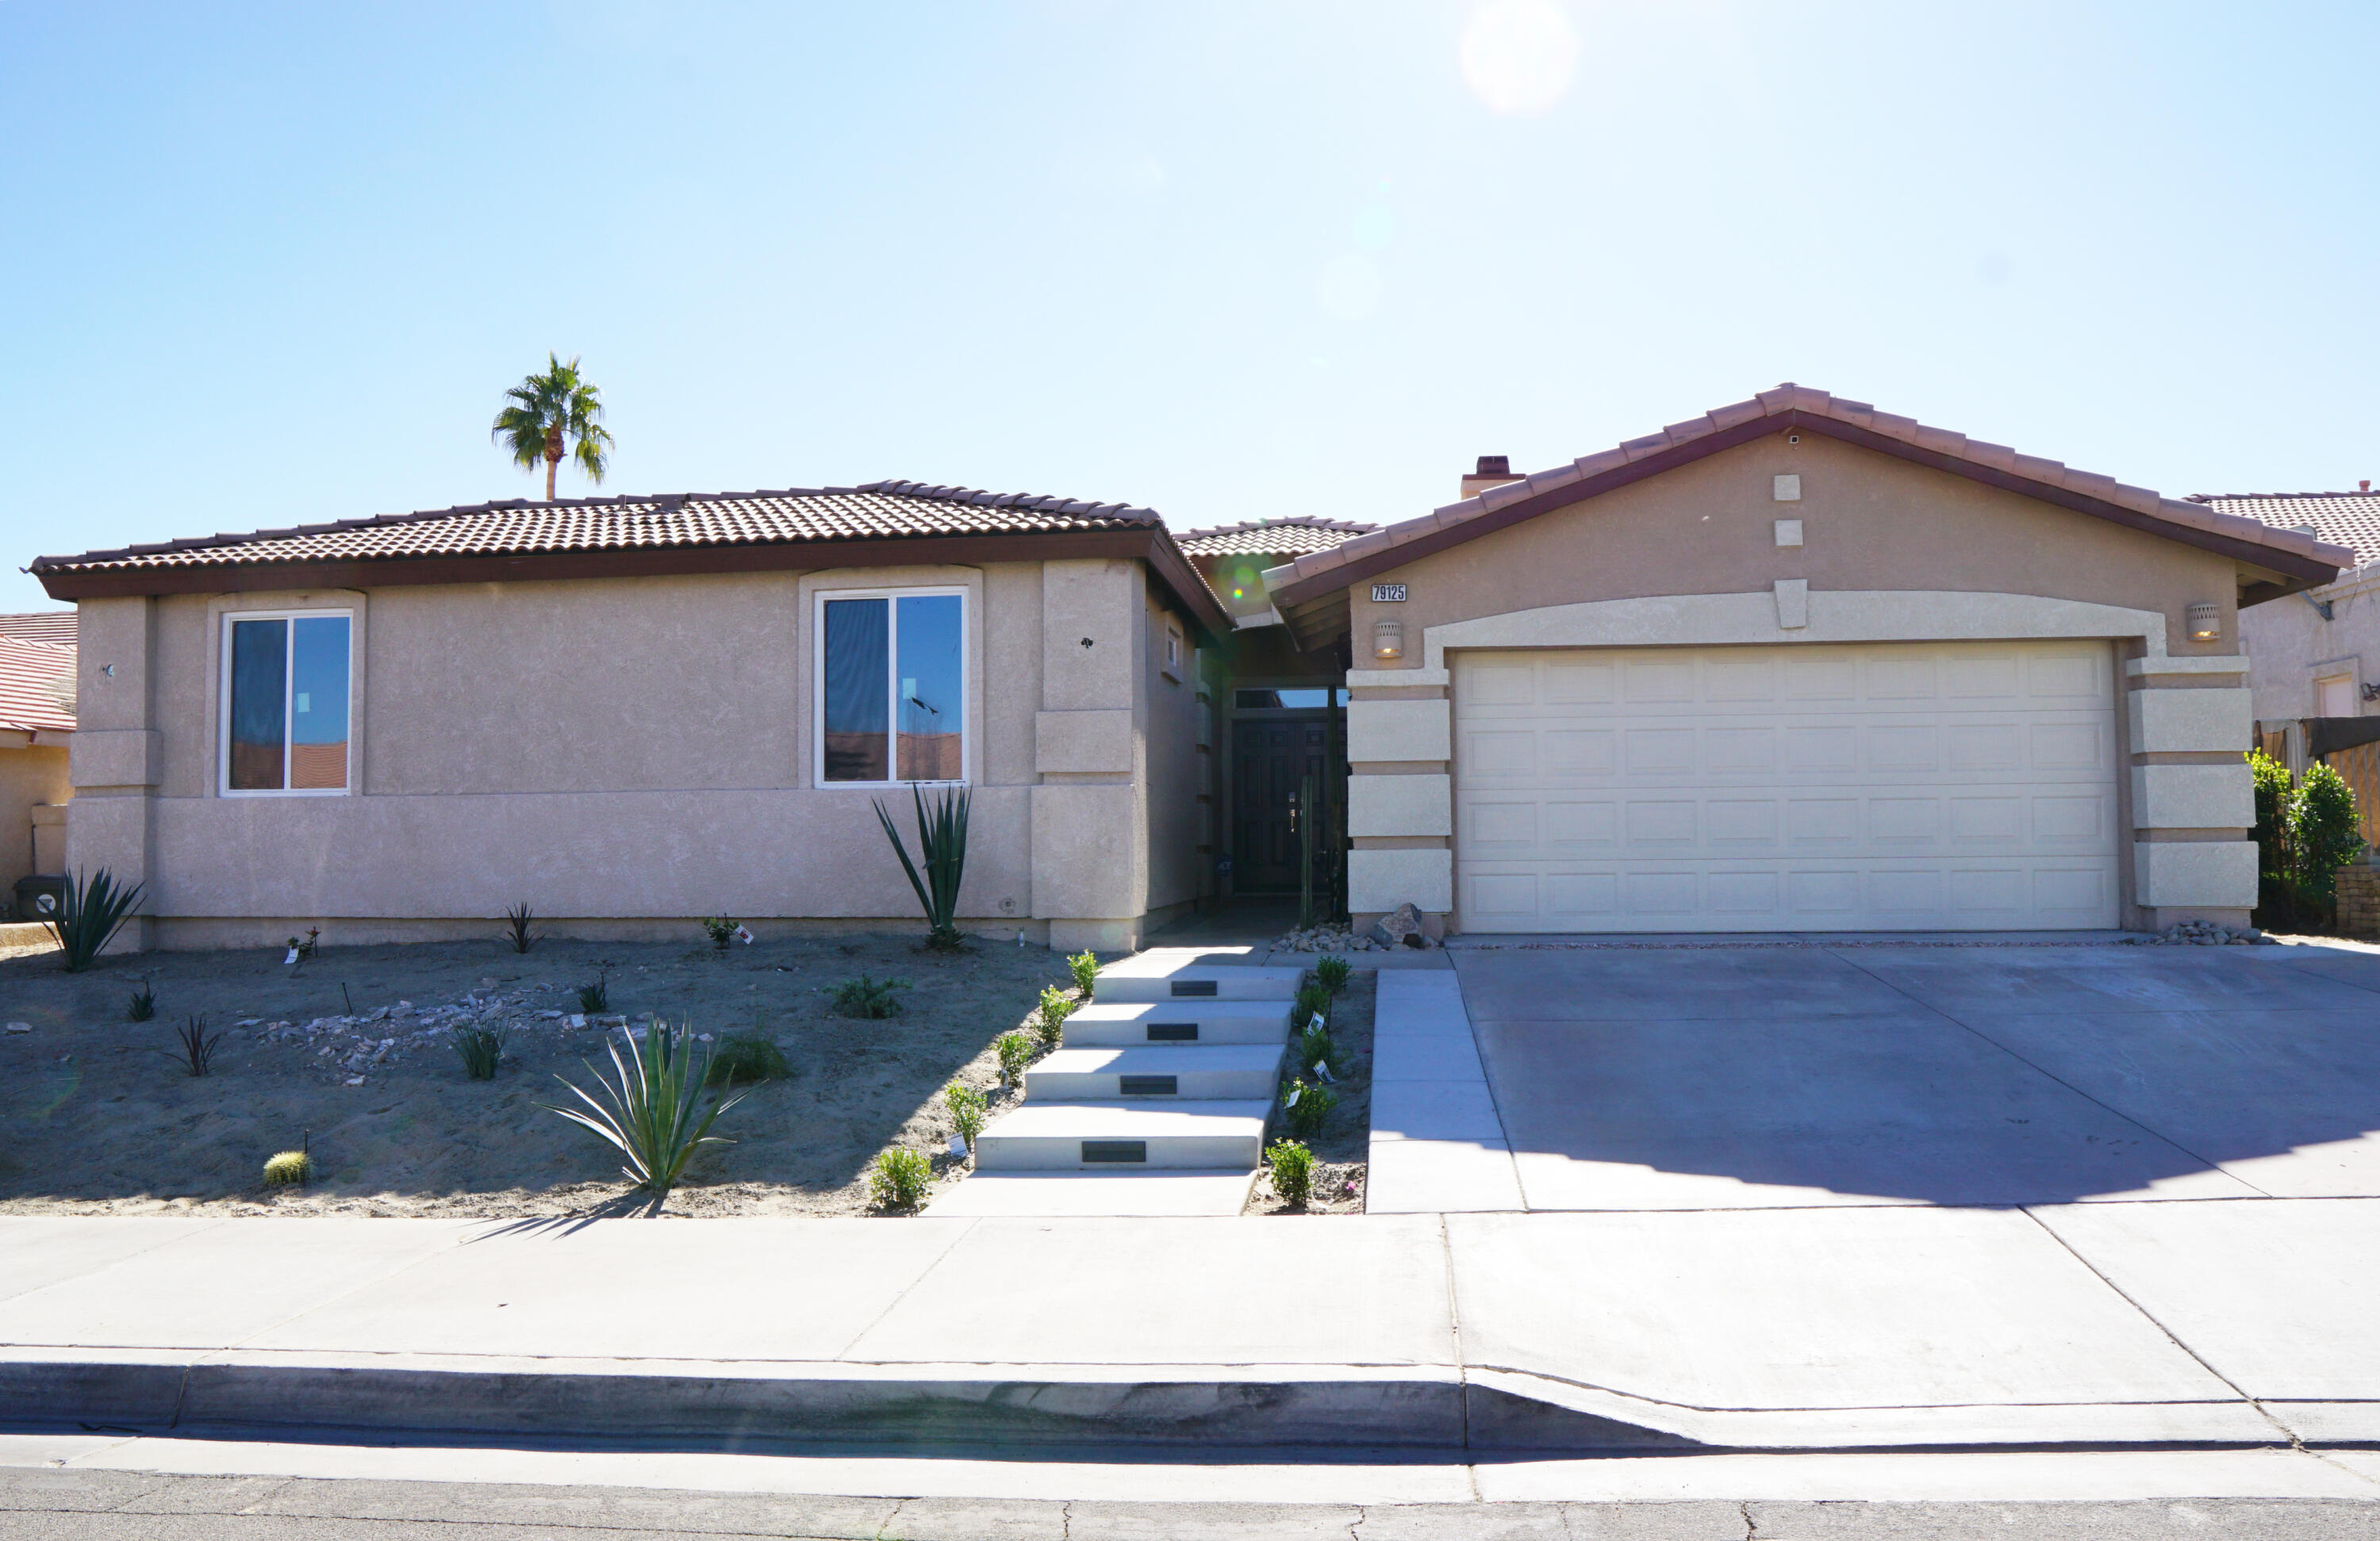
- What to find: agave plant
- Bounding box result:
[48,868,144,973]
[541,1023,746,1195]
[874,784,971,951]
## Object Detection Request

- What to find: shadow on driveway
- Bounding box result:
[1453,941,2380,1208]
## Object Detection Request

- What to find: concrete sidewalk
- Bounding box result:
[4,1203,2373,1454]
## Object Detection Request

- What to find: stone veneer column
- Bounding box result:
[63,596,158,953]
[1345,665,1454,933]
[1031,558,1152,953]
[2125,654,2258,928]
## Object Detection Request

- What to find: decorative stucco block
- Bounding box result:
[2126,688,2251,755]
[1349,774,1452,838]
[1349,847,1453,914]
[2133,840,2258,909]
[69,729,159,790]
[2130,763,2253,831]
[1347,699,1450,763]
[1034,709,1134,774]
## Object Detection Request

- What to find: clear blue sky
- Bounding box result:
[3,2,2374,612]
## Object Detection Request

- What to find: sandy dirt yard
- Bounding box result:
[0,930,1089,1217]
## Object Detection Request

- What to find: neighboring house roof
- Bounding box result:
[0,611,75,647]
[31,481,1232,639]
[0,636,75,734]
[1174,516,1379,558]
[1264,384,2355,611]
[2188,493,2380,571]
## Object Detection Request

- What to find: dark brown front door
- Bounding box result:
[1232,715,1330,895]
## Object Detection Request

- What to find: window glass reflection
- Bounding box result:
[896,594,962,780]
[823,598,889,781]
[228,619,287,790]
[289,617,349,789]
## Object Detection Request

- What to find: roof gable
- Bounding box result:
[1265,385,2354,609]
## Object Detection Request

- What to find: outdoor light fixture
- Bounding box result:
[1372,619,1405,661]
[2186,601,2221,644]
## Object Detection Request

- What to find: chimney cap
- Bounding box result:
[1476,455,1510,476]
[2363,479,2371,493]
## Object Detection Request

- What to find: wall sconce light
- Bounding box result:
[1372,619,1405,661]
[2186,602,2221,644]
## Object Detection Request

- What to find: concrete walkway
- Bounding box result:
[6,1201,2376,1453]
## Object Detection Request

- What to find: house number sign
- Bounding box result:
[1371,583,1407,602]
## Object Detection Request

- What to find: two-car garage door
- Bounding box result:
[1453,640,2120,932]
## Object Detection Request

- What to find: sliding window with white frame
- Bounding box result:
[814,589,966,786]
[220,611,353,795]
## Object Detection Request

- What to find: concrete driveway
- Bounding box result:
[1449,938,2380,1209]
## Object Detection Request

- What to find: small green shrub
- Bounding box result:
[262,1148,314,1187]
[126,980,156,1022]
[501,902,540,954]
[1032,983,1073,1048]
[286,926,321,963]
[2293,761,2365,910]
[945,1082,988,1154]
[1280,1077,1337,1138]
[1265,1139,1315,1206]
[451,1024,507,1080]
[48,867,145,974]
[1294,1019,1338,1079]
[168,1014,223,1078]
[577,972,610,1013]
[995,1030,1036,1090]
[1293,980,1332,1026]
[708,1033,791,1086]
[1315,956,1352,995]
[701,915,739,950]
[869,1146,933,1209]
[1067,949,1099,997]
[834,974,907,1018]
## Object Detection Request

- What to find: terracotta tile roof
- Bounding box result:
[1264,384,2358,604]
[0,612,75,647]
[0,636,74,734]
[1175,516,1380,558]
[31,482,1171,578]
[2190,493,2380,570]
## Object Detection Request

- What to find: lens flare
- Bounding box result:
[1461,0,1579,116]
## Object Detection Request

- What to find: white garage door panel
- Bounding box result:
[1454,641,2119,932]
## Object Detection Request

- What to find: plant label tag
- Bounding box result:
[1307,1012,1325,1035]
[735,925,754,945]
[1283,1085,1301,1108]
[284,948,300,965]
[1312,1061,1336,1083]
[947,1133,968,1159]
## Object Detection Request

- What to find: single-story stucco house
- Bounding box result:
[0,611,75,916]
[2209,484,2380,838]
[29,384,2352,951]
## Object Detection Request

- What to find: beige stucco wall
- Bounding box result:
[68,558,1200,953]
[0,743,70,903]
[1338,432,2259,933]
[2239,562,2380,768]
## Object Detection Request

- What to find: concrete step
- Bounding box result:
[1026,1044,1286,1102]
[1092,957,1305,1004]
[1065,1001,1293,1047]
[921,1170,1258,1216]
[973,1100,1272,1171]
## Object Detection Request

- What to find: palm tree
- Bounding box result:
[492,354,613,500]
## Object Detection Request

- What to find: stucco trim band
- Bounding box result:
[1416,590,2180,672]
[2135,839,2258,909]
[1349,773,1452,838]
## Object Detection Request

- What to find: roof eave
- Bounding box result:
[34,527,1237,644]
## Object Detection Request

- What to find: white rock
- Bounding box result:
[4,1022,29,1034]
